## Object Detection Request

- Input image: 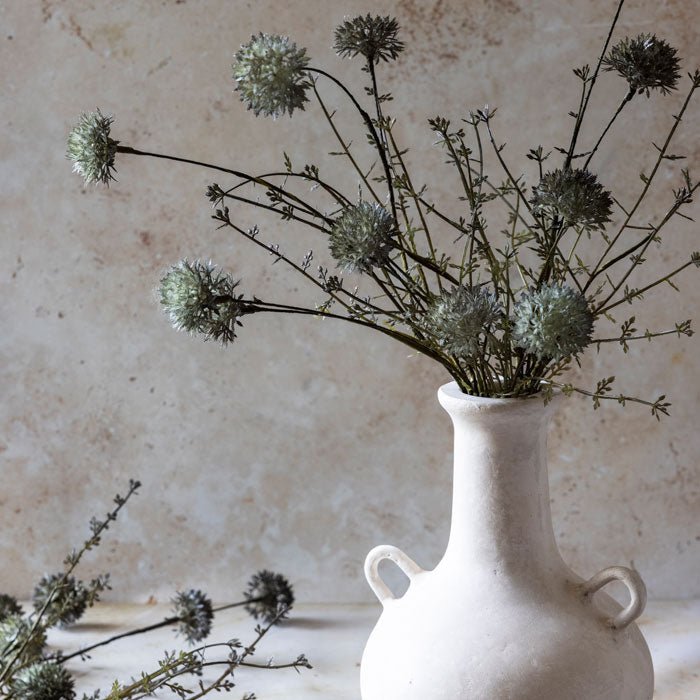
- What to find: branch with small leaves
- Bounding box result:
[67,4,698,415]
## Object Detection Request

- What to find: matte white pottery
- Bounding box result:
[361,382,654,700]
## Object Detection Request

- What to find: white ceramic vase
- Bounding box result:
[361,382,654,700]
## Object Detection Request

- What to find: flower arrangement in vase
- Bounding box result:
[66,2,697,698]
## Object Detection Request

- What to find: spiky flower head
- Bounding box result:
[233,33,312,118]
[0,594,23,623]
[11,662,75,700]
[244,570,294,625]
[0,615,46,667]
[603,34,681,96]
[512,284,594,361]
[172,589,214,645]
[334,14,404,64]
[531,168,613,231]
[159,260,254,344]
[425,286,501,358]
[329,201,394,273]
[32,574,88,628]
[66,109,119,185]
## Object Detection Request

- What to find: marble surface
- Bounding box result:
[2,0,700,604]
[46,601,700,699]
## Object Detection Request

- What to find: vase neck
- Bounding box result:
[437,383,563,579]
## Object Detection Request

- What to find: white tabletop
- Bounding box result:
[46,601,700,699]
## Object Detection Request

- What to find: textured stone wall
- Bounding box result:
[1,0,698,603]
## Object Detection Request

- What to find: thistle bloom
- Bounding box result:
[172,589,214,645]
[0,594,23,623]
[512,284,594,361]
[603,34,681,96]
[32,574,88,628]
[233,33,312,118]
[531,168,613,231]
[11,662,76,700]
[334,14,404,64]
[329,201,394,273]
[244,570,294,625]
[66,109,119,185]
[425,286,501,358]
[159,260,253,344]
[0,615,46,667]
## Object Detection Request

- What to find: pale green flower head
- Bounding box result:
[603,34,681,96]
[531,168,613,231]
[11,661,75,700]
[244,570,294,625]
[329,201,394,273]
[159,259,251,344]
[512,284,594,361]
[32,573,88,628]
[425,286,501,358]
[172,589,213,645]
[67,109,119,185]
[233,33,312,118]
[334,14,404,64]
[0,615,46,668]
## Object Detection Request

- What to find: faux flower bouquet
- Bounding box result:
[68,4,698,416]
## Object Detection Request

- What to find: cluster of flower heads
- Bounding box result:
[425,286,501,358]
[244,570,295,625]
[0,614,46,670]
[172,589,214,645]
[233,33,312,118]
[531,168,613,231]
[603,33,681,96]
[329,201,395,273]
[512,284,594,361]
[66,109,119,185]
[32,574,88,628]
[11,661,75,700]
[159,260,253,344]
[333,14,404,63]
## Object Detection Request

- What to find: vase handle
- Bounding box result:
[364,544,424,605]
[582,565,647,630]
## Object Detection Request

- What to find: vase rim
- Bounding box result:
[438,381,561,414]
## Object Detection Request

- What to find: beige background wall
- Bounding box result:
[1,0,699,604]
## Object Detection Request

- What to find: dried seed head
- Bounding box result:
[329,201,394,273]
[244,570,294,625]
[603,34,681,96]
[159,260,253,344]
[67,109,119,185]
[172,589,214,645]
[11,661,76,700]
[531,168,613,231]
[233,33,312,118]
[334,14,404,64]
[425,286,502,358]
[512,284,594,361]
[0,594,23,623]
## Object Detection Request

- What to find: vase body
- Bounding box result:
[360,382,654,700]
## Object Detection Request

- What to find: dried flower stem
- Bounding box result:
[581,87,635,169]
[565,0,627,169]
[306,66,398,221]
[586,75,699,294]
[117,146,326,221]
[0,481,140,688]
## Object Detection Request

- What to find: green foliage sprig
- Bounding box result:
[67,1,699,417]
[0,483,307,700]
